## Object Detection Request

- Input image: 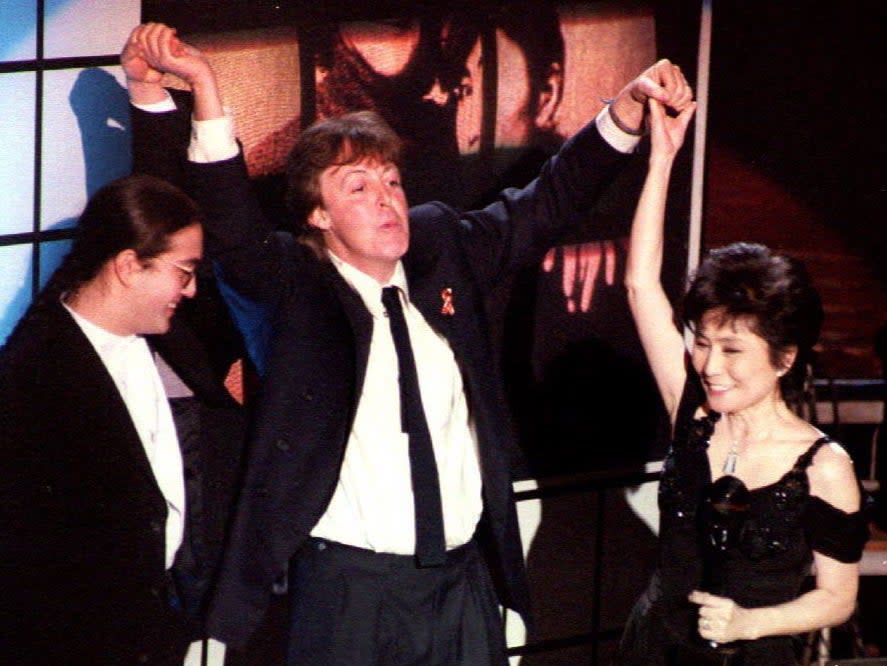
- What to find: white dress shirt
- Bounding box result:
[310,257,483,553]
[131,92,642,554]
[65,305,186,569]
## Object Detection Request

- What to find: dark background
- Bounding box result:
[704,0,886,278]
[143,0,886,277]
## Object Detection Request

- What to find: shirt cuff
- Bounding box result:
[188,114,239,163]
[131,91,177,113]
[596,105,642,154]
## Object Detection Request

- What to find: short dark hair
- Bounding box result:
[495,2,564,96]
[284,110,403,238]
[682,242,823,403]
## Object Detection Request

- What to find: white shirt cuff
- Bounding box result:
[188,114,239,163]
[596,106,642,154]
[131,90,177,113]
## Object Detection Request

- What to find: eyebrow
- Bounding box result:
[337,162,398,176]
[175,256,202,268]
[696,331,744,343]
[712,335,747,346]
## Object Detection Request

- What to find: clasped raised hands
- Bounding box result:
[122,23,214,85]
[122,23,223,119]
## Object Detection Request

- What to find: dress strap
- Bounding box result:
[792,435,832,472]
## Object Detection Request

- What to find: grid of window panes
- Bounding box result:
[0,0,139,343]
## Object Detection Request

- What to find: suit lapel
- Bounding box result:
[403,245,458,351]
[54,304,166,501]
[323,262,373,397]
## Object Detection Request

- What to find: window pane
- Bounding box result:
[39,239,73,289]
[45,0,140,58]
[0,244,34,345]
[0,0,37,62]
[41,66,132,231]
[0,72,36,235]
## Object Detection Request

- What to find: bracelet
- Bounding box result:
[601,97,645,137]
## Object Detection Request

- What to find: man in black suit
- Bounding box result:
[0,174,244,665]
[124,22,693,665]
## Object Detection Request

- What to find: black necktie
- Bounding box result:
[381,286,446,567]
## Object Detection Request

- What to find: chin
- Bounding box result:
[703,390,738,413]
[706,392,768,416]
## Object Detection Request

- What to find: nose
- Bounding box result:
[376,182,392,207]
[702,348,722,377]
[182,275,197,298]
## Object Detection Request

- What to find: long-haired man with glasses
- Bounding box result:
[0,174,245,664]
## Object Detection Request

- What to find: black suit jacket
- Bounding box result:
[0,295,244,663]
[157,107,636,647]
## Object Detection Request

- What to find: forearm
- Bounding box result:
[738,583,857,640]
[624,154,674,295]
[184,155,283,303]
[130,89,193,185]
[188,67,224,121]
[455,112,634,291]
[623,142,688,416]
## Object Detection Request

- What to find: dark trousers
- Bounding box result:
[286,538,509,666]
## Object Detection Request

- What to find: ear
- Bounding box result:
[534,61,564,131]
[776,346,798,376]
[307,206,331,231]
[112,249,143,287]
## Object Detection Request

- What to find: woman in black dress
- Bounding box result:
[618,98,869,664]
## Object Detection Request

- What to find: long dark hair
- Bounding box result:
[4,174,200,346]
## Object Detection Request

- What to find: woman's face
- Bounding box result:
[691,309,787,415]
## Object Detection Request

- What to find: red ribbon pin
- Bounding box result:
[440,287,455,315]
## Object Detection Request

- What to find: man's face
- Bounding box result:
[132,223,203,335]
[457,29,537,153]
[310,158,410,284]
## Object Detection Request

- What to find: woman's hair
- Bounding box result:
[5,174,200,344]
[682,242,823,403]
[284,110,403,239]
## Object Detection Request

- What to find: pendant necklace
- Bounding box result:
[723,441,739,475]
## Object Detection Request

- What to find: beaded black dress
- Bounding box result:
[616,373,869,665]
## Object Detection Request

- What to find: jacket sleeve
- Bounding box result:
[441,115,637,292]
[130,88,194,188]
[184,151,292,309]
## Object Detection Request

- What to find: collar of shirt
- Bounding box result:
[63,301,141,365]
[327,251,409,318]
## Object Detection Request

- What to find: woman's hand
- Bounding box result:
[647,95,696,163]
[689,589,758,643]
[610,59,694,134]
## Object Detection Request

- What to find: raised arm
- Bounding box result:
[624,97,696,422]
[122,23,287,311]
[453,60,694,290]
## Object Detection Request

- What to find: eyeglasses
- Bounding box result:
[156,257,198,290]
